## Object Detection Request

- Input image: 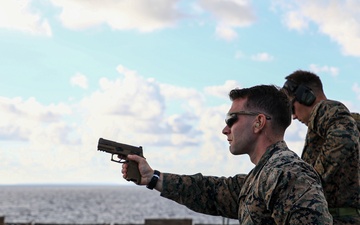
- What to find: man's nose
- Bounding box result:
[222,126,230,135]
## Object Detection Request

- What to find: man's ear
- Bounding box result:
[254,115,266,131]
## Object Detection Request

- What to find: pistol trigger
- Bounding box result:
[110,154,121,163]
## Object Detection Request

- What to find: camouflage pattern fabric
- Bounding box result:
[351,112,360,131]
[302,100,360,224]
[160,141,333,224]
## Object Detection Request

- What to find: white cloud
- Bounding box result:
[80,66,166,134]
[309,64,339,77]
[282,10,308,31]
[204,80,242,99]
[198,0,256,27]
[274,0,360,57]
[160,83,205,114]
[215,25,238,41]
[0,96,72,142]
[198,0,256,41]
[251,52,274,62]
[49,0,183,32]
[70,73,88,89]
[0,0,52,36]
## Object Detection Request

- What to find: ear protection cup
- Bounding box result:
[294,84,316,106]
[283,80,316,106]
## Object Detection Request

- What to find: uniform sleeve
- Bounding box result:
[311,102,359,183]
[160,173,245,219]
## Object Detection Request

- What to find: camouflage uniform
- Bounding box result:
[160,141,332,224]
[302,100,360,224]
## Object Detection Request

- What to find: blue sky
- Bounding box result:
[1,0,359,185]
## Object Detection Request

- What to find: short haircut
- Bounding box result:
[285,70,324,94]
[229,85,292,132]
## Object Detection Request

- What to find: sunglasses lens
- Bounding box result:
[225,114,238,128]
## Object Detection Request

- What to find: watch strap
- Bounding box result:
[146,170,160,190]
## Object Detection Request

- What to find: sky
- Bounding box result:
[1,0,359,185]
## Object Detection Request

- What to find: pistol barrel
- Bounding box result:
[97,138,143,156]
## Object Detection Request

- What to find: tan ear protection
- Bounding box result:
[255,123,260,128]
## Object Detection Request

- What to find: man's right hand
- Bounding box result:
[122,154,162,191]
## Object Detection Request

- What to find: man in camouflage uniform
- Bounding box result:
[123,85,332,224]
[282,70,360,224]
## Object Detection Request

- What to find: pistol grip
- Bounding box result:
[126,160,141,185]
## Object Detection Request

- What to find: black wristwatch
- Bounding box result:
[146,170,160,190]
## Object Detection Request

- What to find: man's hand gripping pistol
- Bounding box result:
[97,138,144,184]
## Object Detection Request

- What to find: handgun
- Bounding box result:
[97,138,144,184]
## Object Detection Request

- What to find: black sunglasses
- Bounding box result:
[225,111,271,128]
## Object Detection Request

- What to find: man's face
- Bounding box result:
[222,98,257,156]
[291,97,312,126]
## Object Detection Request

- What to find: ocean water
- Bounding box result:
[0,185,238,224]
